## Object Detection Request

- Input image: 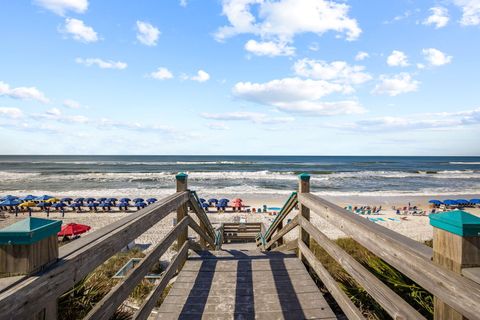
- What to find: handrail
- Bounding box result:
[298,215,426,320]
[261,191,297,242]
[84,216,190,320]
[298,193,480,320]
[264,215,299,250]
[0,191,190,319]
[188,191,215,240]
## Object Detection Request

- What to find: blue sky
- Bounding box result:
[0,0,479,155]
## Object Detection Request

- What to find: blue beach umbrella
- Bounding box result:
[428,200,442,205]
[21,195,37,201]
[201,202,209,209]
[52,202,67,208]
[108,197,118,203]
[470,199,480,204]
[98,202,112,208]
[37,202,51,208]
[219,198,229,203]
[133,198,144,203]
[36,195,53,201]
[2,195,19,201]
[87,202,99,207]
[97,197,107,202]
[147,198,157,203]
[199,198,206,203]
[0,199,21,206]
[117,202,129,208]
[456,199,469,204]
[69,202,82,208]
[444,200,458,206]
[120,198,131,202]
[61,197,73,202]
[85,197,96,203]
[74,197,85,202]
[208,198,218,205]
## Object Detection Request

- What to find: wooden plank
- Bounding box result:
[463,267,480,285]
[156,309,337,320]
[299,193,480,320]
[133,242,189,320]
[188,215,215,248]
[0,191,190,319]
[271,239,298,252]
[265,216,298,250]
[298,240,364,320]
[299,216,425,320]
[84,216,190,320]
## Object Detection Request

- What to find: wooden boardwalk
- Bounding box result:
[155,249,337,320]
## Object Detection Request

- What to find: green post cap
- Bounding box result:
[0,217,62,245]
[429,210,480,237]
[299,173,311,181]
[175,172,188,180]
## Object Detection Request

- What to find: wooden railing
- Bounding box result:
[257,174,480,320]
[0,173,216,320]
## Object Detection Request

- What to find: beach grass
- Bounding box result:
[310,238,433,319]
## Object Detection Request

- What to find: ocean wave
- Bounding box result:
[449,162,480,165]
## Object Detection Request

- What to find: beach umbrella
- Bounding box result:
[470,199,480,204]
[201,202,209,209]
[147,198,157,203]
[36,195,53,201]
[134,201,147,207]
[0,199,21,206]
[85,197,96,203]
[46,197,60,203]
[58,223,91,237]
[108,197,118,202]
[37,202,51,208]
[208,198,218,205]
[52,202,67,208]
[87,202,99,207]
[21,195,37,201]
[199,198,206,203]
[219,198,229,203]
[117,202,129,208]
[19,201,36,207]
[98,202,112,208]
[120,198,131,202]
[456,199,469,204]
[97,197,107,202]
[61,197,73,202]
[74,197,85,203]
[133,198,144,203]
[69,202,82,208]
[444,200,458,205]
[1,195,18,201]
[428,200,442,205]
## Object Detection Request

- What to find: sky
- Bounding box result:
[0,0,479,156]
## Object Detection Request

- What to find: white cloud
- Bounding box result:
[453,0,480,26]
[76,58,127,69]
[337,108,480,132]
[372,73,419,96]
[136,21,160,46]
[38,108,90,123]
[0,81,50,103]
[0,107,23,119]
[46,107,62,116]
[387,50,409,67]
[187,70,210,82]
[201,111,294,124]
[355,51,369,61]
[150,67,174,80]
[215,0,361,55]
[423,7,449,28]
[63,99,82,109]
[293,59,372,86]
[244,39,295,56]
[179,0,188,7]
[34,0,88,16]
[61,18,98,43]
[422,48,452,66]
[233,77,365,115]
[207,122,230,130]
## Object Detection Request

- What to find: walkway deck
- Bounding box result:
[156,249,337,319]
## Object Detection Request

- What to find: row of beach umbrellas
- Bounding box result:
[0,194,158,210]
[199,198,244,210]
[429,199,480,206]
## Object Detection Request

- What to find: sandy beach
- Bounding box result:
[2,192,479,263]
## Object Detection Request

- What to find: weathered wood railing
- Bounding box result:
[258,173,480,320]
[0,173,216,320]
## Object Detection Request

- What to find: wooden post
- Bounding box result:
[298,173,310,262]
[276,220,284,246]
[0,217,61,320]
[430,210,480,320]
[176,173,188,248]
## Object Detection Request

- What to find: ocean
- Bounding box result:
[0,155,479,198]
